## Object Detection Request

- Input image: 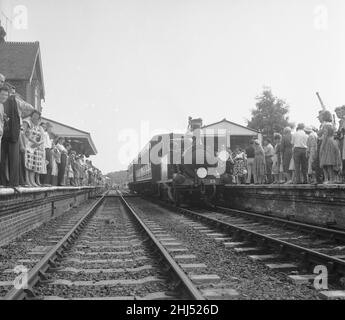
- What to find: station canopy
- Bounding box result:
[41,117,97,157]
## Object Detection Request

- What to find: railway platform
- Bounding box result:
[221,184,345,230]
[0,186,104,247]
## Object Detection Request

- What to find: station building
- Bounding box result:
[0,41,45,111]
[0,40,100,247]
[188,118,261,150]
[0,41,97,157]
[41,117,98,157]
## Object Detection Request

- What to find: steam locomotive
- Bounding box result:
[127,118,232,205]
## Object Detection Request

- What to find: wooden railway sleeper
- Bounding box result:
[55,250,63,259]
[278,244,285,255]
[48,259,57,268]
[232,230,241,241]
[23,287,37,300]
[38,270,48,281]
[259,238,267,247]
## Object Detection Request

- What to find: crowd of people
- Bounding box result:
[0,73,103,189]
[224,108,345,185]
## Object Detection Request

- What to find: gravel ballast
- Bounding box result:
[34,197,174,299]
[127,198,322,300]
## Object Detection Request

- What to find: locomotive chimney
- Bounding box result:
[188,117,203,132]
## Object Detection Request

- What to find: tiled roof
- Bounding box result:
[41,117,98,156]
[0,41,40,80]
[203,118,259,133]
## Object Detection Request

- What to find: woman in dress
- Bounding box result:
[305,126,318,184]
[280,127,293,183]
[23,110,46,187]
[319,123,342,184]
[253,140,266,184]
[233,146,247,184]
[335,106,345,182]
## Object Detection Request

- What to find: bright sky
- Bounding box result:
[1,0,345,172]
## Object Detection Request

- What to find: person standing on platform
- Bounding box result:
[40,122,52,186]
[50,144,61,186]
[1,87,35,187]
[68,151,76,186]
[225,149,235,184]
[245,140,255,184]
[280,127,292,183]
[316,110,334,183]
[18,126,28,186]
[292,123,308,184]
[71,152,79,186]
[319,123,342,184]
[272,133,283,184]
[253,140,266,184]
[64,143,72,185]
[23,111,45,187]
[280,127,293,183]
[335,106,345,183]
[46,123,55,185]
[305,126,318,184]
[233,147,247,184]
[263,138,274,184]
[56,137,67,186]
[79,154,86,186]
[0,86,9,187]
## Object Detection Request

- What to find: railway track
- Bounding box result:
[3,189,344,299]
[124,196,324,300]
[150,200,345,300]
[1,192,206,300]
[0,198,99,297]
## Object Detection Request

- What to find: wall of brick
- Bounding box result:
[220,185,345,230]
[0,187,102,247]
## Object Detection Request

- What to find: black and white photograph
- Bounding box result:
[0,0,345,308]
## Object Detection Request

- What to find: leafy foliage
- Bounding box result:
[247,88,293,139]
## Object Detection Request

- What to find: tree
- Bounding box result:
[247,87,292,139]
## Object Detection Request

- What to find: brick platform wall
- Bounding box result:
[0,187,102,247]
[220,185,345,230]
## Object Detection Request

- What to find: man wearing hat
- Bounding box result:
[305,126,318,184]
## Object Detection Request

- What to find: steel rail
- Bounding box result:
[214,205,345,242]
[119,194,205,300]
[4,193,107,300]
[175,206,345,277]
